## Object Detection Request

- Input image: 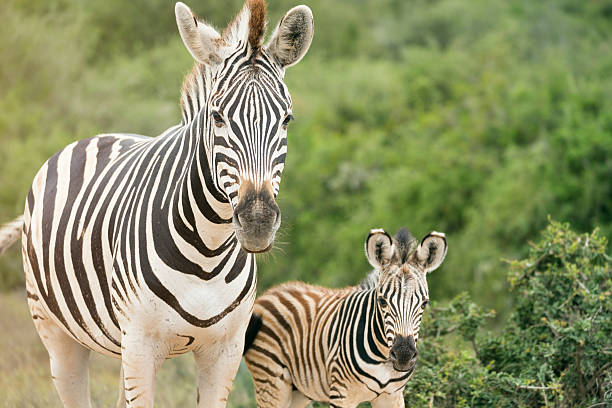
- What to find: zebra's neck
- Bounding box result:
[164,97,237,266]
[338,289,391,364]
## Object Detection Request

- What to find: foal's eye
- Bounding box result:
[377,297,388,308]
[212,111,225,128]
[281,114,294,130]
[421,300,429,310]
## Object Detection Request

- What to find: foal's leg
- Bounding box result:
[251,374,295,408]
[289,389,311,408]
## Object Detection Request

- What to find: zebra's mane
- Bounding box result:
[394,227,417,264]
[179,0,267,124]
[223,0,266,52]
[180,63,211,124]
[358,228,417,291]
[358,269,380,290]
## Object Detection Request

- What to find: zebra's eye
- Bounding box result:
[421,300,429,310]
[377,296,388,308]
[281,114,294,131]
[212,111,225,128]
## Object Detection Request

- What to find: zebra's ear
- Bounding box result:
[175,2,224,65]
[266,5,314,68]
[365,229,393,269]
[415,232,447,274]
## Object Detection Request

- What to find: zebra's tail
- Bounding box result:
[0,215,24,255]
[243,313,263,355]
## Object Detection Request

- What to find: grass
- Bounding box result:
[0,290,257,407]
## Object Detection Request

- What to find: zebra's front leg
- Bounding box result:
[120,332,166,408]
[193,335,244,408]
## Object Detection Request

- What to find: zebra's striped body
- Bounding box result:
[1,1,314,407]
[244,228,447,408]
[23,128,254,357]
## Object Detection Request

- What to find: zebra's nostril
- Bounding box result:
[389,349,397,361]
[233,213,242,229]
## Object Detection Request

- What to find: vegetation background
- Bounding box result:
[0,0,610,406]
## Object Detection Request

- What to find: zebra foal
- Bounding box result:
[0,1,313,407]
[243,228,447,407]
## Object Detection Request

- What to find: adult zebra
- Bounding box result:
[243,228,447,407]
[0,0,313,406]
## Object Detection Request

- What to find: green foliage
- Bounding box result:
[404,294,509,408]
[404,220,612,407]
[482,219,612,406]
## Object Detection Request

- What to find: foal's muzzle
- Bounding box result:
[389,335,418,372]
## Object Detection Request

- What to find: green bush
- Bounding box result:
[404,219,612,407]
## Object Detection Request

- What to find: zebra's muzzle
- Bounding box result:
[232,183,281,253]
[389,335,418,372]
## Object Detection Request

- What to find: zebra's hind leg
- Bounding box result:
[26,280,92,407]
[249,366,296,408]
[115,364,126,408]
[34,315,92,408]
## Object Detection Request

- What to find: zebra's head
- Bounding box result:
[175,0,314,253]
[365,228,447,372]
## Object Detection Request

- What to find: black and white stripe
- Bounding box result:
[243,228,447,408]
[0,1,314,407]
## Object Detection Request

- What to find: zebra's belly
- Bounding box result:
[23,272,257,361]
[23,236,257,361]
[23,252,124,358]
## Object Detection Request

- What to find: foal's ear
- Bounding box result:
[175,2,224,65]
[415,232,447,274]
[365,229,393,269]
[266,5,314,68]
